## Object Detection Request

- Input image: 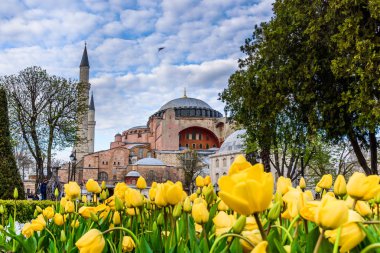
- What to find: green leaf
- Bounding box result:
[138,236,153,253]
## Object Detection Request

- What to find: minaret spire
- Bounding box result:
[80,43,90,68]
[183,87,187,98]
[89,92,95,111]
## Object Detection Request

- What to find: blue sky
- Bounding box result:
[0,0,274,161]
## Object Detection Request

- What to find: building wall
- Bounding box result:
[209,152,242,185]
[127,165,184,186]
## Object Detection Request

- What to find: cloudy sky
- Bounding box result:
[0,0,274,161]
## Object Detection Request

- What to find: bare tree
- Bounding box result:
[2,66,83,191]
[177,149,205,193]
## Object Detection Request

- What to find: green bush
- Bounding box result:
[0,200,56,223]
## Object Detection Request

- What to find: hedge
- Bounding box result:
[0,200,56,223]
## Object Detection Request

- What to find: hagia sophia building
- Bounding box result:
[57,45,244,190]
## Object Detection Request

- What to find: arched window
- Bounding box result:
[222,158,227,167]
[230,156,235,165]
[215,159,219,167]
[99,172,108,181]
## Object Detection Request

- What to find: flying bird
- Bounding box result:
[158,47,165,52]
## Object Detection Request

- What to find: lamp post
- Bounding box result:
[70,150,77,181]
[213,183,219,194]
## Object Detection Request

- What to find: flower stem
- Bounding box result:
[313,229,324,253]
[360,243,380,253]
[352,199,357,210]
[332,226,341,253]
[103,227,139,247]
[253,212,267,241]
[209,233,255,253]
[45,228,58,253]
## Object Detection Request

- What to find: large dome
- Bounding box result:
[159,97,212,111]
[151,96,223,118]
[218,129,246,154]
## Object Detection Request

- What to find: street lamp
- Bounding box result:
[70,150,77,181]
[213,183,219,194]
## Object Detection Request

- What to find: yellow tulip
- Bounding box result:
[204,175,211,186]
[192,202,209,224]
[276,177,292,195]
[149,185,157,201]
[325,210,366,253]
[78,206,97,219]
[30,214,46,231]
[125,189,144,208]
[183,197,192,213]
[219,163,273,215]
[75,229,105,253]
[333,175,347,197]
[114,182,129,201]
[21,223,34,238]
[196,176,204,187]
[42,206,54,219]
[244,216,258,231]
[240,229,262,252]
[126,207,138,216]
[315,186,322,193]
[113,211,121,225]
[82,195,87,203]
[154,183,168,207]
[54,213,64,226]
[300,201,320,223]
[212,211,236,236]
[217,199,229,211]
[374,188,380,204]
[229,155,252,175]
[60,197,68,209]
[86,179,101,193]
[65,201,75,213]
[71,220,79,228]
[251,241,268,253]
[347,172,380,201]
[189,193,197,202]
[315,195,348,230]
[345,197,372,217]
[136,176,147,190]
[64,181,81,200]
[166,182,183,205]
[299,177,306,189]
[122,236,136,252]
[317,174,333,190]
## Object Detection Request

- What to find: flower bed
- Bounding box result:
[0,155,379,252]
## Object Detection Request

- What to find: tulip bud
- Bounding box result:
[60,230,66,242]
[173,203,183,218]
[157,213,164,226]
[374,190,380,204]
[36,206,43,213]
[183,197,192,213]
[0,205,4,214]
[0,225,3,230]
[136,176,147,190]
[268,202,281,221]
[101,181,107,190]
[106,189,110,198]
[13,188,18,199]
[334,175,347,197]
[315,186,322,193]
[82,195,87,203]
[299,177,306,190]
[196,188,201,195]
[90,212,99,222]
[33,209,38,217]
[232,215,246,234]
[115,196,124,211]
[274,192,283,207]
[113,211,121,225]
[100,190,107,201]
[54,188,59,198]
[196,176,204,187]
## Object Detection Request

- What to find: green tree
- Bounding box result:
[222,0,380,175]
[0,86,25,199]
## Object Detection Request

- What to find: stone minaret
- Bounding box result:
[75,44,91,162]
[87,93,96,153]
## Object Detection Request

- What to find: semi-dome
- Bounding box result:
[160,97,212,111]
[126,170,140,177]
[218,129,246,154]
[134,157,165,166]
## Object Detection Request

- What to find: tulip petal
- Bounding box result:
[219,190,251,215]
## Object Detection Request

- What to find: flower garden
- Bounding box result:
[0,155,379,253]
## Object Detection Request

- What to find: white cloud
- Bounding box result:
[0,0,274,160]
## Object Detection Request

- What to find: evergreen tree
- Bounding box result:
[0,86,25,199]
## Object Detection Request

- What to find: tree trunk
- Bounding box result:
[348,131,371,175]
[260,146,271,172]
[369,131,378,175]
